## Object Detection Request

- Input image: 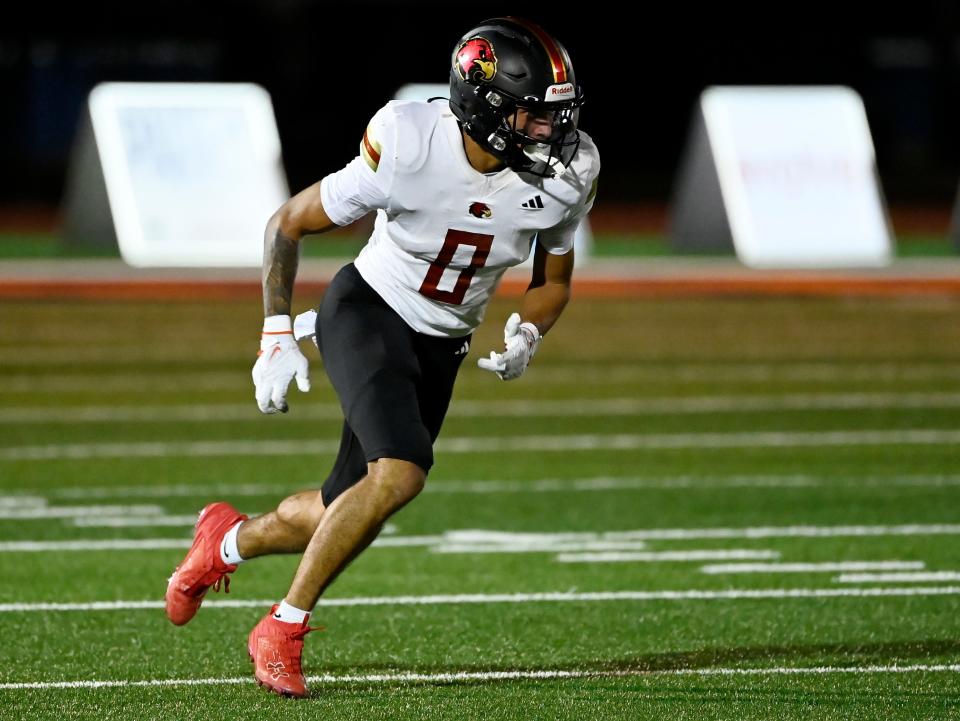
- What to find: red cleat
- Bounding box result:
[248,605,321,698]
[164,501,247,626]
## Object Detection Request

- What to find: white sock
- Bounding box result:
[219,521,245,565]
[274,600,310,625]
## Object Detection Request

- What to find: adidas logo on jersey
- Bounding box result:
[521,195,544,209]
[454,340,470,356]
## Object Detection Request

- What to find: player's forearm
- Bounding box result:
[262,213,302,317]
[519,280,570,336]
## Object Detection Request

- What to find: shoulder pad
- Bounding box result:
[573,131,600,180]
[383,100,445,175]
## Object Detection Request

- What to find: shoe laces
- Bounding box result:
[289,624,324,641]
[270,625,323,676]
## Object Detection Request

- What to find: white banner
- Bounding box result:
[701,86,892,268]
[89,82,288,267]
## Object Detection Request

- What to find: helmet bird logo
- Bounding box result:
[455,37,498,83]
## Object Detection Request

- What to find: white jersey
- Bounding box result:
[319,100,600,337]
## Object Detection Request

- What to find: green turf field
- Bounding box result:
[1,294,959,719]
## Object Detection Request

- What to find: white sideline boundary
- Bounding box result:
[2,663,960,690]
[7,429,960,460]
[1,586,959,613]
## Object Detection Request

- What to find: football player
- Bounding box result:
[165,16,600,698]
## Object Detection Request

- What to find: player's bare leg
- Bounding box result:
[248,457,424,697]
[236,490,327,558]
[286,458,424,608]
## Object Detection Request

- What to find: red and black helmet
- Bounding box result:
[448,17,584,177]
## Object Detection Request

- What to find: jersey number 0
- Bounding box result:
[418,230,493,305]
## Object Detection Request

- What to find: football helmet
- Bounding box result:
[449,17,584,177]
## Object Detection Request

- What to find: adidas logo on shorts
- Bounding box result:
[454,341,470,356]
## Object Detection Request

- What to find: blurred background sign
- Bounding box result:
[62,82,287,267]
[670,86,894,268]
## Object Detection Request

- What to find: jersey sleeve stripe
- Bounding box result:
[360,128,382,172]
[586,176,599,204]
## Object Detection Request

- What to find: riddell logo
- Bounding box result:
[469,202,492,218]
[546,83,575,101]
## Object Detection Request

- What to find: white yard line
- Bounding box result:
[0,539,192,552]
[701,561,925,575]
[0,404,339,423]
[65,517,403,531]
[8,361,960,393]
[4,348,239,365]
[0,496,46,508]
[555,550,780,563]
[1,586,958,613]
[1,373,242,394]
[432,541,654,554]
[50,483,297,499]
[427,476,821,493]
[2,663,959,690]
[439,431,960,453]
[439,530,630,543]
[30,474,960,501]
[71,516,200,527]
[602,524,960,540]
[660,663,960,677]
[7,429,960,461]
[5,392,960,424]
[370,535,446,547]
[2,523,959,553]
[0,439,337,460]
[836,571,960,583]
[532,364,960,384]
[0,504,164,520]
[0,536,443,552]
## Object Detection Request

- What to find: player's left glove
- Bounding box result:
[293,309,319,348]
[252,314,311,414]
[477,312,541,381]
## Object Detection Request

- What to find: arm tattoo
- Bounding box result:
[263,225,301,316]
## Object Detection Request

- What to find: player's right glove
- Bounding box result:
[252,314,311,414]
[477,312,541,381]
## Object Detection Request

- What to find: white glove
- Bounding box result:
[293,309,319,344]
[252,315,311,414]
[477,312,541,381]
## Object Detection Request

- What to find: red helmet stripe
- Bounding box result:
[505,17,568,84]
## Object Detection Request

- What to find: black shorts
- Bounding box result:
[316,263,471,506]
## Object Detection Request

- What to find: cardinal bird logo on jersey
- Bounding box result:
[455,37,497,83]
[469,202,492,218]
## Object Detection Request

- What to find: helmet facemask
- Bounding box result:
[503,101,582,177]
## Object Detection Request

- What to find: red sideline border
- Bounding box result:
[2,276,960,300]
